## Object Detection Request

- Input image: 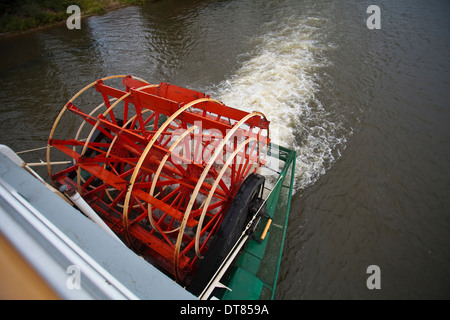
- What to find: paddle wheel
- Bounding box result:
[47,75,270,286]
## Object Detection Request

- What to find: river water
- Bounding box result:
[1,0,449,299]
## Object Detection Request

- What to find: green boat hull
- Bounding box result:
[219,143,296,300]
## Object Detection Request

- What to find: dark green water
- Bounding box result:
[1,0,449,299]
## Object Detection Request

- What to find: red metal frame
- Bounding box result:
[48,76,269,283]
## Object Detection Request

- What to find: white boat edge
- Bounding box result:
[0,144,196,300]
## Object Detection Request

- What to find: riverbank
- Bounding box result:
[0,0,155,37]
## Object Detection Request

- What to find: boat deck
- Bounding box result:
[0,143,295,300]
[0,145,195,300]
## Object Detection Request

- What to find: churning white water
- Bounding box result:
[215,16,346,190]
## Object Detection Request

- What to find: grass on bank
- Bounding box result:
[0,0,153,34]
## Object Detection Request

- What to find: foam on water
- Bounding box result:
[214,16,345,190]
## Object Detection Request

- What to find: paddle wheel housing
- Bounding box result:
[47,75,269,285]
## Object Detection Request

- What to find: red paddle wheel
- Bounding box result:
[47,75,270,285]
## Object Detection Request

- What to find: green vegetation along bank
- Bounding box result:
[0,0,155,35]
